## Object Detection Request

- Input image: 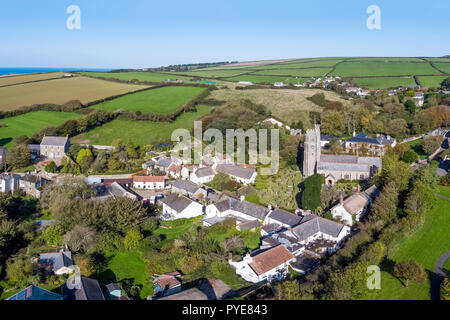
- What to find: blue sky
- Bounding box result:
[0,0,449,68]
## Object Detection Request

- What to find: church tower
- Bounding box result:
[303,124,321,178]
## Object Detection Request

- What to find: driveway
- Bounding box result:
[431,251,450,300]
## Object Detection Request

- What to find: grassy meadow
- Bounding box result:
[80,71,194,83]
[223,75,294,84]
[73,105,212,146]
[0,111,82,148]
[418,76,448,88]
[252,67,332,77]
[353,77,417,89]
[369,189,450,300]
[89,86,206,113]
[0,76,148,111]
[331,61,442,77]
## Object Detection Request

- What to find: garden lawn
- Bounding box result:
[0,111,82,148]
[353,77,416,89]
[369,193,450,300]
[330,61,442,77]
[73,105,212,146]
[97,251,153,300]
[89,86,205,113]
[154,217,203,248]
[438,185,450,199]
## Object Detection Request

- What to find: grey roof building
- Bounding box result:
[212,196,270,221]
[63,276,105,300]
[171,179,202,195]
[160,193,195,213]
[39,251,73,274]
[289,216,346,242]
[194,166,215,178]
[266,208,303,227]
[7,285,62,300]
[216,164,256,180]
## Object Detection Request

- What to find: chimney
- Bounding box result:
[357,185,361,193]
[244,252,252,263]
[240,195,245,202]
[339,195,344,205]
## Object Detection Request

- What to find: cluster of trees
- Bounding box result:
[276,146,439,300]
[0,194,38,290]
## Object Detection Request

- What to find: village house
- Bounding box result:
[414,91,425,107]
[40,136,70,160]
[284,214,351,252]
[320,134,340,148]
[19,174,46,198]
[153,271,182,298]
[205,195,270,227]
[215,164,257,185]
[63,276,105,300]
[331,185,380,226]
[345,132,396,155]
[190,166,215,184]
[105,283,125,300]
[262,117,283,128]
[39,251,73,275]
[229,245,294,283]
[0,172,20,193]
[171,179,207,198]
[160,193,204,220]
[7,285,62,300]
[133,176,166,190]
[264,208,303,229]
[237,81,254,85]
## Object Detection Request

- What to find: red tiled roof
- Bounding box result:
[133,176,165,183]
[249,245,294,276]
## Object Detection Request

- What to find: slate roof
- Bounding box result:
[156,272,182,291]
[158,288,208,300]
[63,276,105,300]
[160,194,195,213]
[7,285,62,300]
[320,134,338,142]
[216,164,255,180]
[363,185,380,200]
[291,216,345,242]
[107,182,138,199]
[194,167,215,178]
[346,132,394,146]
[318,155,381,172]
[342,193,369,215]
[267,209,302,227]
[155,158,173,168]
[318,162,369,172]
[248,245,294,276]
[40,136,69,146]
[237,220,261,230]
[39,251,73,272]
[171,179,201,194]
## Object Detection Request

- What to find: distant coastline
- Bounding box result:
[0,68,111,76]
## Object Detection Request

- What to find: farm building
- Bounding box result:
[40,135,70,160]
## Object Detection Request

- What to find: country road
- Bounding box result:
[431,251,450,300]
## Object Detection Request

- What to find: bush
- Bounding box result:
[42,225,64,246]
[301,174,324,211]
[307,93,328,107]
[45,161,58,173]
[124,229,143,250]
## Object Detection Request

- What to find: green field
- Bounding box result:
[418,76,448,88]
[251,67,332,77]
[73,105,212,146]
[331,61,442,77]
[0,111,82,148]
[80,71,194,83]
[434,63,450,74]
[353,77,417,89]
[223,75,293,84]
[265,60,343,69]
[370,190,450,300]
[174,69,250,78]
[96,251,153,300]
[90,86,205,113]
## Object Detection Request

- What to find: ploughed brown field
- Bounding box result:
[0,76,149,111]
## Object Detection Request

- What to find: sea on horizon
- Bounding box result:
[0,67,112,76]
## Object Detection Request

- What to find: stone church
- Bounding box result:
[303,125,382,185]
